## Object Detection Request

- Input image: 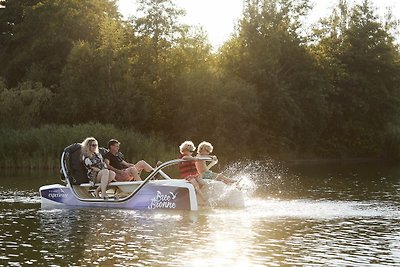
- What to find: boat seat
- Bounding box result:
[80,181,142,187]
[79,181,142,193]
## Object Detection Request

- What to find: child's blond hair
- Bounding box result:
[179,141,196,153]
[197,141,213,154]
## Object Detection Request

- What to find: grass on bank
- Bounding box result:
[0,123,176,169]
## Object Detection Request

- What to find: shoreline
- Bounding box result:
[0,156,395,170]
[283,157,390,165]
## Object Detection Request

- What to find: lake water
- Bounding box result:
[0,160,399,266]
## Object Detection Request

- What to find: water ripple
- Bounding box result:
[0,189,40,204]
[0,163,399,266]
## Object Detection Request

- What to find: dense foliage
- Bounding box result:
[1,0,400,162]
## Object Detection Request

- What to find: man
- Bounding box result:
[104,139,155,182]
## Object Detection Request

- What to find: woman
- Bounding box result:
[81,137,116,199]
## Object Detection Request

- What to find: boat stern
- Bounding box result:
[39,184,73,208]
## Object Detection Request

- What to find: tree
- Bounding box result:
[0,0,41,84]
[55,19,147,127]
[129,0,216,134]
[0,0,121,88]
[219,0,327,156]
[311,0,400,157]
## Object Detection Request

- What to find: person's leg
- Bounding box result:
[215,173,235,184]
[126,166,142,181]
[108,170,116,182]
[93,171,104,198]
[114,169,131,181]
[99,169,111,198]
[196,176,206,188]
[134,160,153,174]
[94,183,101,198]
[190,178,206,202]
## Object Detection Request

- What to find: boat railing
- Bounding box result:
[61,151,73,185]
[129,157,213,198]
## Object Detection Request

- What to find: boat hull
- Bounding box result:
[39,180,198,211]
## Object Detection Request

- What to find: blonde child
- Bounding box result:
[178,141,207,202]
[195,141,236,184]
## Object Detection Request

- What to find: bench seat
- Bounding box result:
[79,181,143,193]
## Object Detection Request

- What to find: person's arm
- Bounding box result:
[104,158,121,173]
[92,166,101,172]
[83,156,92,170]
[181,155,197,161]
[206,155,218,169]
[97,153,107,170]
[121,160,134,168]
[84,156,101,172]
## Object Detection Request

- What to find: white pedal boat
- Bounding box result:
[39,143,244,211]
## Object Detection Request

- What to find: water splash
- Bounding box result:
[234,174,257,196]
[221,159,299,198]
[195,159,299,209]
[203,181,245,208]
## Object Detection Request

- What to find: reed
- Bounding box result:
[0,123,176,169]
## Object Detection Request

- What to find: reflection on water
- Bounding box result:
[0,162,399,266]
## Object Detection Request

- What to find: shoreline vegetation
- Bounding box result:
[0,123,392,170]
[0,124,176,170]
[1,0,400,166]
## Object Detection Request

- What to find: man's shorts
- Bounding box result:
[115,169,133,181]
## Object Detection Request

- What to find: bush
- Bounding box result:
[0,81,53,128]
[0,123,176,169]
[383,123,400,160]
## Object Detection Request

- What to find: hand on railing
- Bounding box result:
[206,156,218,169]
[210,155,218,163]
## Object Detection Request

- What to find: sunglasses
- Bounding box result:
[90,144,98,147]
